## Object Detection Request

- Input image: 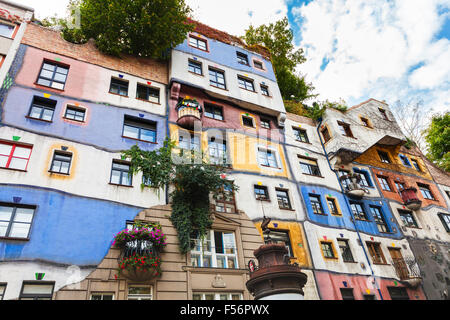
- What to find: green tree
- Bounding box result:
[424,112,450,172]
[243,17,316,102]
[43,0,193,59]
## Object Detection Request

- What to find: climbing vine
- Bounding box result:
[121,138,236,254]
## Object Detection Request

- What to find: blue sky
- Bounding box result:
[14,0,450,123]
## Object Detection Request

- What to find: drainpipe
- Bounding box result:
[316,117,384,300]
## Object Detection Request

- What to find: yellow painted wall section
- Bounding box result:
[355,145,432,180]
[254,221,311,268]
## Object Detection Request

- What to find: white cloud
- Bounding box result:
[292,0,450,117]
[13,0,70,19]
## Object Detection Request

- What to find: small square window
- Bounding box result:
[0,23,15,38]
[321,127,331,143]
[337,239,355,262]
[254,185,269,201]
[354,169,371,187]
[293,128,309,143]
[337,121,354,137]
[209,68,226,89]
[128,286,153,300]
[258,148,278,168]
[188,59,203,75]
[417,183,434,200]
[299,156,321,176]
[253,60,264,70]
[238,76,255,91]
[19,282,54,300]
[327,197,340,215]
[360,117,371,127]
[310,194,324,215]
[110,160,132,186]
[395,181,405,191]
[0,140,33,171]
[204,104,223,121]
[260,118,270,129]
[260,85,270,96]
[64,105,86,122]
[387,287,409,300]
[377,150,391,163]
[0,203,36,239]
[321,241,336,259]
[123,116,157,143]
[37,61,69,90]
[411,159,421,172]
[268,230,293,257]
[236,52,249,65]
[438,213,450,232]
[189,36,207,51]
[28,96,57,122]
[276,189,292,210]
[377,176,392,191]
[399,154,411,167]
[91,293,114,300]
[0,283,6,300]
[370,206,389,233]
[340,288,355,300]
[366,242,387,264]
[350,202,367,220]
[242,115,254,127]
[136,84,159,103]
[50,151,72,175]
[109,78,129,96]
[379,108,389,120]
[398,209,418,228]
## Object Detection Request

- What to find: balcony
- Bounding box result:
[176,98,202,129]
[339,172,368,198]
[400,187,422,211]
[391,257,423,289]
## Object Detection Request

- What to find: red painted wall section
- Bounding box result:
[315,271,426,300]
[169,84,283,142]
[371,168,447,209]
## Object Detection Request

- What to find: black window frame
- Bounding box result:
[327,197,340,215]
[237,76,255,92]
[370,206,390,233]
[398,209,419,228]
[19,281,55,300]
[122,115,157,143]
[27,96,57,122]
[395,181,406,191]
[417,183,435,200]
[411,159,421,171]
[276,188,292,210]
[236,52,249,66]
[379,108,389,120]
[387,286,409,300]
[64,105,86,122]
[337,239,355,263]
[188,59,203,75]
[36,60,69,90]
[242,115,255,128]
[260,118,271,129]
[49,150,72,175]
[110,160,132,187]
[136,84,160,103]
[321,126,331,143]
[260,84,270,96]
[438,212,450,232]
[321,241,336,259]
[0,283,6,300]
[0,202,36,240]
[350,202,368,220]
[209,67,226,89]
[377,175,392,191]
[309,194,325,215]
[253,60,264,70]
[377,150,391,163]
[299,156,321,176]
[340,288,355,300]
[109,77,129,96]
[337,121,354,137]
[188,35,207,51]
[293,127,309,143]
[204,103,224,121]
[254,185,269,201]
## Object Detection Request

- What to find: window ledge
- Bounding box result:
[48,170,70,176]
[108,91,129,98]
[203,116,225,122]
[108,183,133,188]
[0,167,27,173]
[62,117,85,123]
[183,266,247,274]
[343,260,358,264]
[210,84,228,91]
[25,116,53,123]
[188,71,204,77]
[135,98,161,105]
[239,87,257,94]
[33,82,65,92]
[121,136,158,144]
[0,236,30,241]
[302,173,325,178]
[279,207,295,212]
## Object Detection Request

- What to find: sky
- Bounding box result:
[12,0,450,121]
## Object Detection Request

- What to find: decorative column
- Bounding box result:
[246,218,308,300]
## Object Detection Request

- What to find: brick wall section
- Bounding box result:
[21,23,168,84]
[286,112,317,127]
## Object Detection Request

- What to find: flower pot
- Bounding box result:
[120,267,159,282]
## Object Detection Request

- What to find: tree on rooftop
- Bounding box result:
[43,0,194,59]
[424,112,450,172]
[243,17,316,102]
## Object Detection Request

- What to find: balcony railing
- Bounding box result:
[391,256,422,288]
[176,98,202,129]
[339,173,368,198]
[399,187,422,211]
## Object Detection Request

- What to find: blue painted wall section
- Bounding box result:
[0,184,143,266]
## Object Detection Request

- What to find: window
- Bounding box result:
[370,206,389,233]
[213,184,236,214]
[238,76,255,91]
[366,242,387,264]
[110,161,132,186]
[293,128,309,143]
[354,169,371,187]
[363,294,376,300]
[253,60,264,70]
[350,202,367,220]
[136,84,160,103]
[91,293,114,300]
[360,117,371,127]
[258,148,278,168]
[398,209,418,228]
[204,103,223,120]
[377,150,391,163]
[338,170,351,189]
[337,239,355,262]
[379,108,389,120]
[399,154,411,167]
[377,176,392,191]
[446,191,450,200]
[337,121,353,137]
[128,286,152,300]
[387,287,409,300]
[0,141,32,171]
[340,288,355,300]
[28,96,57,122]
[268,230,293,257]
[321,241,336,259]
[122,116,157,143]
[260,84,270,96]
[254,185,269,201]
[179,133,201,152]
[189,36,207,50]
[49,151,72,175]
[260,118,270,129]
[411,159,421,171]
[276,189,292,210]
[395,181,406,191]
[193,293,242,300]
[242,115,255,127]
[327,197,340,215]
[190,230,238,269]
[321,126,331,143]
[299,156,321,176]
[0,283,5,300]
[109,78,128,96]
[19,282,54,300]
[236,52,249,65]
[310,194,324,215]
[209,68,226,89]
[37,61,69,90]
[188,59,203,75]
[0,203,35,239]
[208,137,227,165]
[438,213,450,232]
[64,105,85,122]
[0,22,14,38]
[417,183,434,200]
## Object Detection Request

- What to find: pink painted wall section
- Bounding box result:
[169,84,284,142]
[315,271,426,300]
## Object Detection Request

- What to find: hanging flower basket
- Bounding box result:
[116,253,161,282]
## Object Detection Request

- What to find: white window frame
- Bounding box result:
[127,285,153,300]
[90,293,115,300]
[192,292,242,300]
